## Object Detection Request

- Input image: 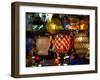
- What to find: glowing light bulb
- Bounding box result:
[52,24,56,30]
[80,24,85,30]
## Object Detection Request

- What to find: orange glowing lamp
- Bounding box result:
[54,34,71,54]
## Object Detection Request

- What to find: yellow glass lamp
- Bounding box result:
[47,18,63,33]
[74,32,89,56]
[79,18,89,30]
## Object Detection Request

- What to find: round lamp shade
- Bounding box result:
[36,37,51,55]
[54,34,71,54]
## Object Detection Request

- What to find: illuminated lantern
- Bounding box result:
[68,16,79,30]
[47,21,63,33]
[74,32,89,56]
[80,21,88,30]
[47,14,63,33]
[79,16,89,30]
[54,34,71,54]
[36,37,51,55]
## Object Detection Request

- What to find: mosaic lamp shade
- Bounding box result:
[74,33,89,56]
[54,34,72,54]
